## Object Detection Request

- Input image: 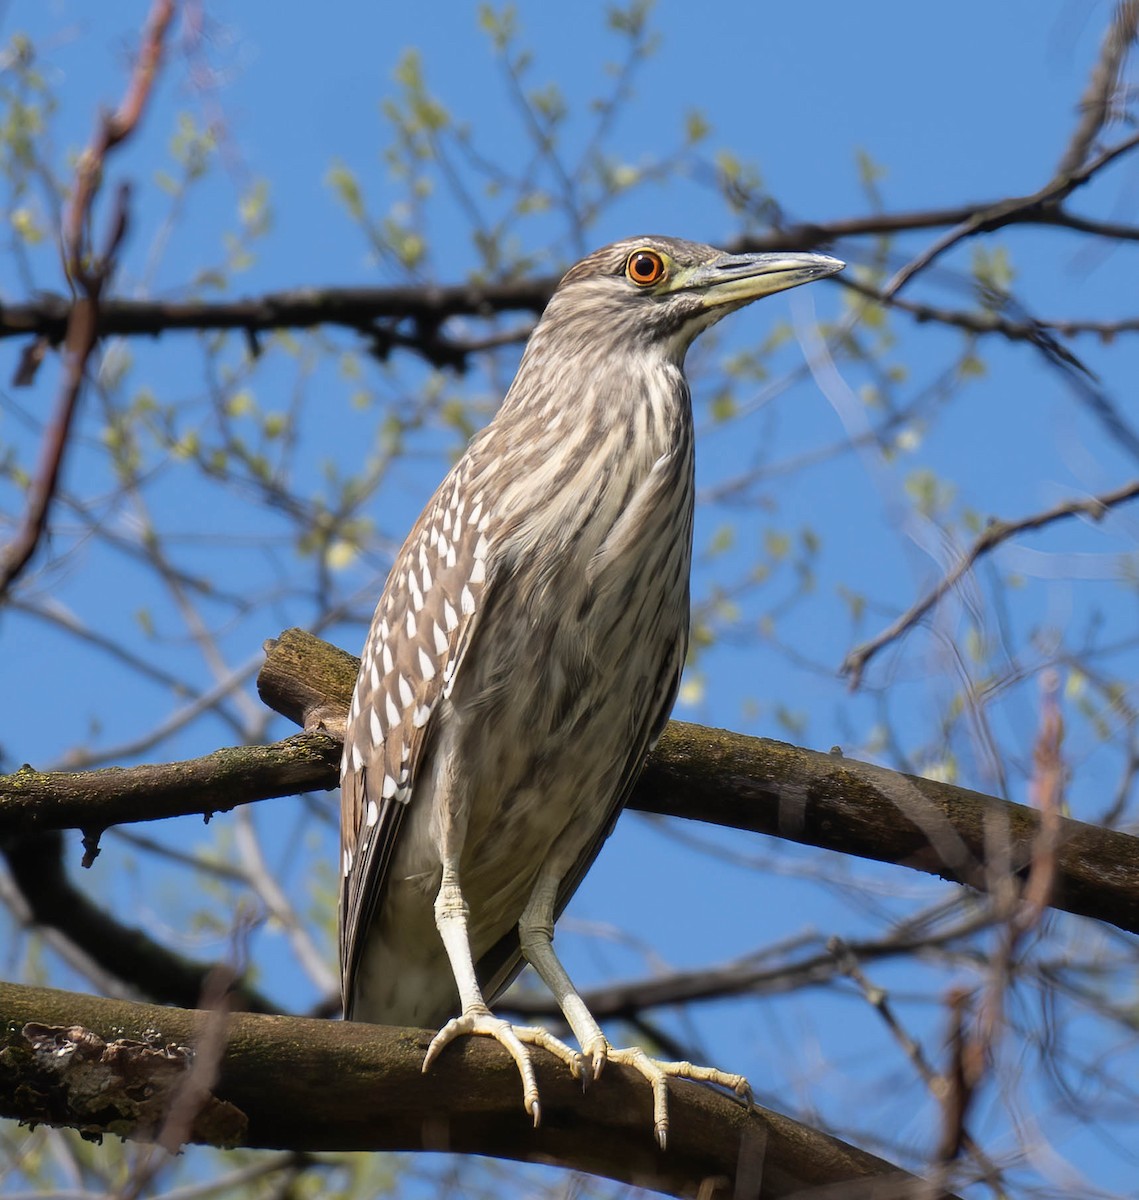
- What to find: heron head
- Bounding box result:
[545,236,844,363]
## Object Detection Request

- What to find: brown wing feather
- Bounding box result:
[339,458,493,1011]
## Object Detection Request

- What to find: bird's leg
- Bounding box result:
[423,855,582,1126]
[518,864,752,1150]
[518,870,610,1080]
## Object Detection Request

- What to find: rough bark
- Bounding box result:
[0,981,952,1199]
[4,627,1137,938]
[262,627,1139,938]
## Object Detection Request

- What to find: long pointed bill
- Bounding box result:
[687,251,845,308]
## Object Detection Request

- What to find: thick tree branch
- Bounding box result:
[637,730,1139,935]
[0,282,558,372]
[0,981,954,1199]
[4,628,1139,940]
[0,734,339,836]
[255,629,1139,940]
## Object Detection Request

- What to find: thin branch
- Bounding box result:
[961,673,1067,1145]
[61,0,176,282]
[54,649,263,772]
[0,830,276,1014]
[4,191,1139,369]
[0,289,101,593]
[233,807,338,997]
[935,988,984,1167]
[881,130,1139,301]
[1055,0,1139,177]
[0,0,176,598]
[841,274,1139,352]
[507,907,993,1022]
[843,477,1139,686]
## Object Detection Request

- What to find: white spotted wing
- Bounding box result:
[339,457,492,1011]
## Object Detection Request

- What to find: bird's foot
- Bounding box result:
[605,1045,752,1150]
[423,1009,584,1126]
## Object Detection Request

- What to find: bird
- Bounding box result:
[339,235,844,1146]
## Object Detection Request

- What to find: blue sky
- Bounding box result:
[3,2,1139,1195]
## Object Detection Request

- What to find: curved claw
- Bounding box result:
[422,1011,583,1126]
[578,1034,609,1089]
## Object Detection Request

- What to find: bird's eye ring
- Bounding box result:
[625,249,666,287]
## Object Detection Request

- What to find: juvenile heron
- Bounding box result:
[340,236,843,1144]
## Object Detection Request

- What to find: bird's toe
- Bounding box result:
[606,1044,751,1148]
[422,1011,591,1126]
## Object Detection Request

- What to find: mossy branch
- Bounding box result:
[0,980,947,1199]
[5,627,1137,937]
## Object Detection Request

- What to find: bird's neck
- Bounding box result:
[477,339,693,571]
[500,330,692,464]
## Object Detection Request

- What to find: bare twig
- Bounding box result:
[843,477,1139,687]
[935,988,984,1165]
[117,965,236,1198]
[1055,0,1139,178]
[0,0,176,599]
[830,938,1004,1187]
[1019,670,1065,926]
[829,936,942,1090]
[841,275,1139,355]
[62,1,175,282]
[939,674,1066,1167]
[982,674,1066,1020]
[881,130,1139,301]
[0,287,101,593]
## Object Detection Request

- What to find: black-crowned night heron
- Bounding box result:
[340,236,843,1145]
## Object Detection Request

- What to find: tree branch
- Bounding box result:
[0,733,339,837]
[0,981,955,1199]
[880,130,1139,301]
[1,830,275,1014]
[256,628,1139,941]
[1054,0,1139,178]
[0,0,175,597]
[0,281,558,364]
[840,274,1139,353]
[4,191,1139,373]
[4,628,1139,940]
[842,476,1139,686]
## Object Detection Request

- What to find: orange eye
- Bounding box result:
[625,249,666,287]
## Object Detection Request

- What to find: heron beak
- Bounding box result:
[687,251,845,308]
